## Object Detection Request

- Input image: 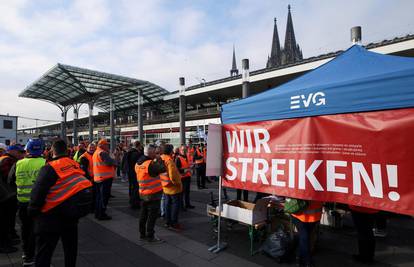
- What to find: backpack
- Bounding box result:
[64,187,93,219]
[284,198,309,214]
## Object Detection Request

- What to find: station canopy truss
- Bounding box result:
[19,63,170,113]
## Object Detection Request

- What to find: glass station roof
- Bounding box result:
[19,64,170,112]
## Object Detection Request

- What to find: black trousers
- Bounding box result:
[195,164,206,187]
[181,178,191,208]
[351,211,376,261]
[18,202,35,258]
[139,199,160,238]
[236,189,249,202]
[95,178,112,218]
[128,172,140,208]
[0,200,11,248]
[35,225,78,267]
[291,216,319,265]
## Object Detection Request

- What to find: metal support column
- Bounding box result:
[110,96,115,152]
[88,102,94,142]
[137,89,144,143]
[73,107,79,145]
[61,110,67,141]
[179,77,186,145]
[242,59,250,98]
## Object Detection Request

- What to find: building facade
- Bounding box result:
[0,115,18,145]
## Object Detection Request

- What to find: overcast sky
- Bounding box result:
[1,0,413,128]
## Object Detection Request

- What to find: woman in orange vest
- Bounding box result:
[160,144,183,231]
[291,200,323,267]
[175,145,195,211]
[93,139,117,220]
[135,145,166,243]
[349,205,379,264]
[28,139,92,267]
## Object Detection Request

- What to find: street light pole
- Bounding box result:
[179,77,186,145]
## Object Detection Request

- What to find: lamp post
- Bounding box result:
[137,89,144,143]
[179,77,186,145]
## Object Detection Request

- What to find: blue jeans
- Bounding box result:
[165,194,180,226]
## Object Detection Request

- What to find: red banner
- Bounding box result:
[222,108,414,216]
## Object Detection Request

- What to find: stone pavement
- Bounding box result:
[2,178,414,267]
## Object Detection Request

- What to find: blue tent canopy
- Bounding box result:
[221,45,414,124]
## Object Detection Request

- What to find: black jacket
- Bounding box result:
[126,148,143,178]
[28,156,79,233]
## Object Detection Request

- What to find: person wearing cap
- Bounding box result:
[28,139,92,267]
[8,139,46,265]
[0,144,25,254]
[135,145,166,242]
[93,139,117,220]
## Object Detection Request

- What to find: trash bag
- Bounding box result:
[261,229,292,261]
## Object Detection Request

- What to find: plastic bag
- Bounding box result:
[284,198,309,214]
[261,229,292,259]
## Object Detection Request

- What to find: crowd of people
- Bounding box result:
[0,137,390,267]
[0,137,208,266]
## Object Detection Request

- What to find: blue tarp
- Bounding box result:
[221,45,414,124]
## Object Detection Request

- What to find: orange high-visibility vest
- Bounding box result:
[178,155,191,179]
[291,201,323,223]
[349,205,379,214]
[92,148,115,182]
[159,154,173,187]
[195,148,204,164]
[41,157,92,213]
[135,160,163,196]
[187,147,194,165]
[79,152,94,179]
[203,148,207,163]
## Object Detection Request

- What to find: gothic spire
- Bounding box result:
[230,44,239,76]
[266,18,282,68]
[282,4,302,64]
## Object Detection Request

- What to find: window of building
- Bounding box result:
[3,120,13,129]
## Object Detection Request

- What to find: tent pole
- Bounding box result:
[209,175,227,253]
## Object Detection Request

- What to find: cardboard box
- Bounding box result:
[222,199,270,225]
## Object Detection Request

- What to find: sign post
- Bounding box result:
[206,124,227,253]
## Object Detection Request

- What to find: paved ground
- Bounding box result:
[1,178,414,267]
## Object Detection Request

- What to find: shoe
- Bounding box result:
[0,246,18,254]
[186,205,195,209]
[373,228,387,237]
[352,254,374,264]
[97,214,112,220]
[110,194,115,198]
[139,235,147,241]
[164,223,170,228]
[169,224,183,232]
[22,255,35,266]
[181,207,187,212]
[146,236,164,244]
[206,179,212,184]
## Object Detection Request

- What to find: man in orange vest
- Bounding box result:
[175,145,194,211]
[291,200,323,267]
[349,205,379,264]
[160,144,183,231]
[193,144,207,189]
[93,139,116,220]
[135,145,166,243]
[28,139,92,267]
[79,143,96,212]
